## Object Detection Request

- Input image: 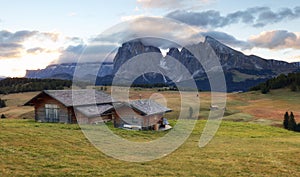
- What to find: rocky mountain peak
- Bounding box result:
[204,36,236,55]
[113,39,162,74]
[167,47,180,57]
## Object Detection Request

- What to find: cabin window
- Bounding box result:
[132,116,139,124]
[45,104,59,122]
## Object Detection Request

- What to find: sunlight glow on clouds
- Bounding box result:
[0,52,61,77]
[249,30,300,50]
[0,30,68,77]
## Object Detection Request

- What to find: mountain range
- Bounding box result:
[25,36,300,92]
[26,62,113,81]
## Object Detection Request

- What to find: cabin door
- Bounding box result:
[45,104,59,122]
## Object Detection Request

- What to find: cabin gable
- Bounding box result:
[33,94,71,123]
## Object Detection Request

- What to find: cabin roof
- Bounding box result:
[24,89,114,107]
[75,104,113,118]
[118,99,172,116]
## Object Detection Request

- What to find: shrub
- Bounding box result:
[286,112,297,131]
[261,85,270,94]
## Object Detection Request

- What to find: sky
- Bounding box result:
[1,0,300,77]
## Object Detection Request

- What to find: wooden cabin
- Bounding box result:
[25,90,172,131]
[113,99,172,130]
[24,90,115,124]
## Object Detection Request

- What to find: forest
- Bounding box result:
[0,78,72,94]
[250,72,300,93]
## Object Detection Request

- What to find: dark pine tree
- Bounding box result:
[283,112,289,129]
[288,112,297,131]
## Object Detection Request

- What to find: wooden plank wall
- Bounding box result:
[34,94,70,123]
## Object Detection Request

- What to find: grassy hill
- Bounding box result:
[0,88,299,176]
[0,119,299,176]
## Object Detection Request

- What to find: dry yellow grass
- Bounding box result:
[227,89,300,124]
[0,92,39,119]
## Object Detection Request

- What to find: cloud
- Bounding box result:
[55,44,118,64]
[56,17,208,64]
[201,30,300,51]
[0,43,23,58]
[54,44,85,63]
[26,47,46,54]
[249,30,300,49]
[137,0,212,10]
[0,30,35,58]
[0,30,62,59]
[94,16,205,49]
[121,14,146,21]
[166,6,300,28]
[200,31,252,49]
[0,30,37,43]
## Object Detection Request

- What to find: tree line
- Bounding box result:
[283,112,300,132]
[0,78,72,94]
[250,72,300,94]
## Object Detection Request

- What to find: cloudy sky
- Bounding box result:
[1,0,300,77]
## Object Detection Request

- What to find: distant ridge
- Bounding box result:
[25,62,113,79]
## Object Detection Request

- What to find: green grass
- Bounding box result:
[0,119,299,176]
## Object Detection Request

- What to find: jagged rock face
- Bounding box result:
[204,36,297,73]
[113,40,162,74]
[166,36,297,77]
[167,46,204,76]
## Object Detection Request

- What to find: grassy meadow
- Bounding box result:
[0,88,300,176]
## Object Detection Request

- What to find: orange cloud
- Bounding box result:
[249,30,300,50]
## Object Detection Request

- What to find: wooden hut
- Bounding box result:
[113,99,172,130]
[24,90,115,124]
